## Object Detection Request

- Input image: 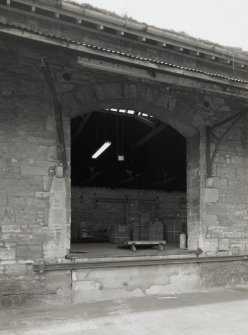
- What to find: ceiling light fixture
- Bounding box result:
[118,155,125,161]
[92,141,111,159]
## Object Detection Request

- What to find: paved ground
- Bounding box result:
[1,288,248,335]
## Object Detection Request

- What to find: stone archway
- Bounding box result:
[63,79,204,137]
[65,78,203,251]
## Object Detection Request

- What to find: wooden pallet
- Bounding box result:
[123,240,166,252]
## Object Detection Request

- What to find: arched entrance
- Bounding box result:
[66,78,202,253]
[65,81,200,138]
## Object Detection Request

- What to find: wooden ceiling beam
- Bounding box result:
[72,112,92,140]
[134,123,168,148]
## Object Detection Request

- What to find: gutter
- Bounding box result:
[61,1,248,62]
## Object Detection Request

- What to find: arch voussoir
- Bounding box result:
[66,80,201,137]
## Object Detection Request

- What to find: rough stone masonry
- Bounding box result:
[1,0,248,307]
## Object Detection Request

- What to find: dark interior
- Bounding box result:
[70,109,187,249]
[71,110,186,191]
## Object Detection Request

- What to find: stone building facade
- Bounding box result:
[1,0,248,306]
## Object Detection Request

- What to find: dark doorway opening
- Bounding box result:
[70,109,187,255]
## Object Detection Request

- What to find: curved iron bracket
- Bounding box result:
[206,110,246,178]
[39,58,67,169]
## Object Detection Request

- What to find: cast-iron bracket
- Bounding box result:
[39,57,67,169]
[206,110,247,178]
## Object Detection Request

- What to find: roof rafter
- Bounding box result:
[73,113,92,140]
[134,123,168,149]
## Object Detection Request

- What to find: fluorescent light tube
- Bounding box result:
[92,141,111,159]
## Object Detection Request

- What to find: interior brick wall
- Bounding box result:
[71,187,186,243]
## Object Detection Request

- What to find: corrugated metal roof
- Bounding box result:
[1,19,248,86]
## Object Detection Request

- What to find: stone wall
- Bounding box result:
[68,260,248,303]
[71,187,186,243]
[187,134,201,250]
[199,119,248,256]
[0,38,71,306]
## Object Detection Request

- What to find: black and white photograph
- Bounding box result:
[0,0,248,333]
